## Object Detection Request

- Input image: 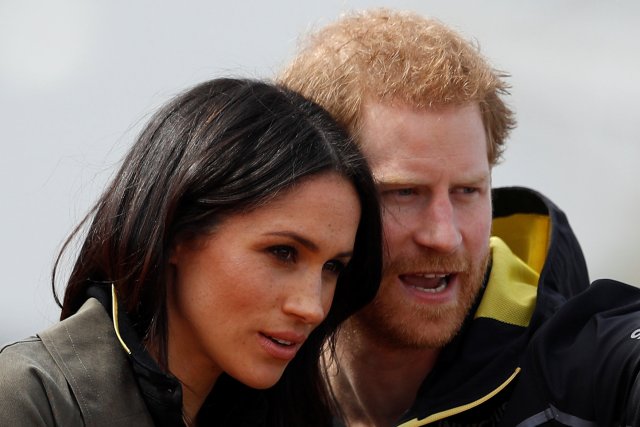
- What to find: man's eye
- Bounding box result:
[269,246,297,263]
[381,188,416,197]
[455,187,477,195]
[395,188,416,196]
[323,260,346,275]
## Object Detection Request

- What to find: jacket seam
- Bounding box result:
[515,404,598,427]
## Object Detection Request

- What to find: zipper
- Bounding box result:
[111,284,132,355]
[397,367,521,426]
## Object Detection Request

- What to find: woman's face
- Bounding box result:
[166,173,361,391]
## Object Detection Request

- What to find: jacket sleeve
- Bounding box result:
[625,371,640,426]
[0,339,84,426]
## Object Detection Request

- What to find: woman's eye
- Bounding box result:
[323,260,346,275]
[269,246,297,263]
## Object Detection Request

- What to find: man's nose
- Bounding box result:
[413,194,462,254]
[281,274,326,326]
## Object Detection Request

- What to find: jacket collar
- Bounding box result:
[38,297,155,426]
[87,283,268,426]
[86,284,185,427]
[399,239,532,424]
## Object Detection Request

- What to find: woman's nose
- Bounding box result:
[281,274,327,326]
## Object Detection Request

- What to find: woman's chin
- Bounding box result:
[234,367,287,390]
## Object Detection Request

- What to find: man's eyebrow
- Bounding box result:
[264,231,353,258]
[376,173,491,186]
[374,177,424,187]
[462,174,492,185]
[375,178,413,185]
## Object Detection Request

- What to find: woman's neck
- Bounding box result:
[180,384,208,427]
[168,343,220,425]
[147,331,221,425]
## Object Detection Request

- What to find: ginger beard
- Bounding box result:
[350,248,490,350]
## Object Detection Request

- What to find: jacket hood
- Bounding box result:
[492,186,590,330]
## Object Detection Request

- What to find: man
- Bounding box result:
[278,9,640,426]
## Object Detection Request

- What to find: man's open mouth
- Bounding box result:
[400,273,453,293]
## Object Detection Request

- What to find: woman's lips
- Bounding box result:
[258,331,305,361]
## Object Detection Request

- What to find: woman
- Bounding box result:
[0,78,382,426]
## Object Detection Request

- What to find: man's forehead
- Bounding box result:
[359,98,481,125]
[368,150,489,172]
[358,100,491,173]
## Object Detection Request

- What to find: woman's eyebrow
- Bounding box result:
[265,231,353,258]
[265,231,319,251]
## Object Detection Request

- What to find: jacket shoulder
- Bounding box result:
[1,299,155,426]
[0,337,84,425]
[37,298,155,426]
[502,279,640,426]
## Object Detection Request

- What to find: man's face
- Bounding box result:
[352,101,492,349]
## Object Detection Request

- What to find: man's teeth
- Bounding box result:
[413,282,447,293]
[416,273,448,279]
[270,337,293,346]
[411,274,449,293]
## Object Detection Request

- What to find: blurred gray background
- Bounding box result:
[1,0,639,344]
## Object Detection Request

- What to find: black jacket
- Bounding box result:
[397,187,640,426]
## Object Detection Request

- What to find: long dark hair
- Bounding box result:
[52,78,382,425]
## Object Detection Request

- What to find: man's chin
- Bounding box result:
[354,299,468,350]
[352,267,485,350]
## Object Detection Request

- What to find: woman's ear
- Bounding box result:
[169,237,200,266]
[168,241,182,266]
[169,234,208,267]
